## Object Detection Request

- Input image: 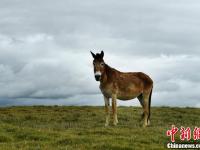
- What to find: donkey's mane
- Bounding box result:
[104,64,120,81]
[105,64,119,73]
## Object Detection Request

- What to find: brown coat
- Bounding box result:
[100,64,153,100]
[91,51,153,127]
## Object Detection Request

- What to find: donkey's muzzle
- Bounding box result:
[95,75,101,81]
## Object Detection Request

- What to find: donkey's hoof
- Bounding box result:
[105,123,109,127]
[113,121,118,126]
[113,123,117,126]
[143,123,150,128]
[142,124,147,128]
[147,120,150,126]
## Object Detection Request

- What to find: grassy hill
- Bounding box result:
[0,106,199,150]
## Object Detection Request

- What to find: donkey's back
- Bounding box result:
[103,68,153,100]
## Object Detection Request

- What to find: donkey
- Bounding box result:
[91,51,153,127]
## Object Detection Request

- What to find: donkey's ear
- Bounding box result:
[100,50,104,58]
[90,51,96,58]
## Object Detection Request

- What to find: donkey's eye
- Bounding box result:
[100,62,104,67]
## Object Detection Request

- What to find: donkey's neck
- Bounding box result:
[100,64,116,84]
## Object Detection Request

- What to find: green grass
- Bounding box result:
[0,106,199,150]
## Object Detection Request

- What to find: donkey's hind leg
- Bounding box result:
[137,94,145,120]
[112,94,118,126]
[143,92,151,127]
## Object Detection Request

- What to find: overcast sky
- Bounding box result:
[0,0,200,107]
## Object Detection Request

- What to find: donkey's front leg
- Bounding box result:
[112,94,118,126]
[104,96,110,127]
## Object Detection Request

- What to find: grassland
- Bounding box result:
[0,106,199,150]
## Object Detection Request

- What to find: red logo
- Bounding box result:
[193,127,200,141]
[166,125,200,142]
[180,127,191,141]
[167,125,179,142]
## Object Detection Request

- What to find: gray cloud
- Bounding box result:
[0,0,200,107]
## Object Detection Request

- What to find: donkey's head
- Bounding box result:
[90,51,105,81]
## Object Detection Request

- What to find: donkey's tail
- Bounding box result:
[148,88,153,123]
